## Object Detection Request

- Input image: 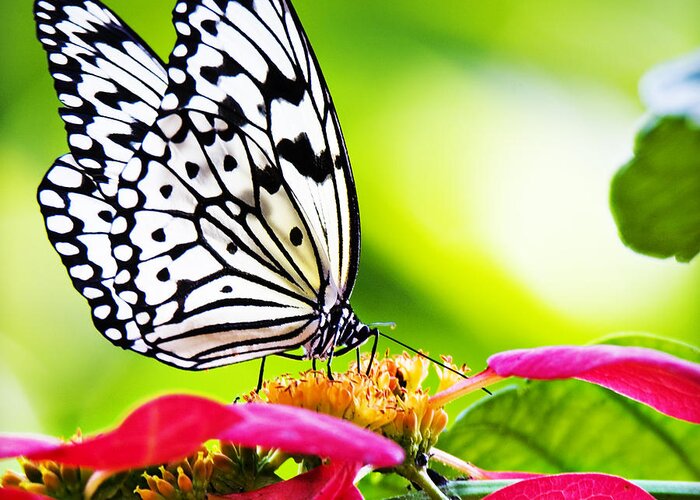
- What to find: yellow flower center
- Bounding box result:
[246,352,468,463]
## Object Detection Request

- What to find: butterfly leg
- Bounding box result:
[325,348,335,380]
[312,358,317,371]
[366,328,379,376]
[256,357,267,393]
[355,347,361,373]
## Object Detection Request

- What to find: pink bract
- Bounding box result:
[0,395,403,470]
[213,461,363,500]
[483,472,654,499]
[488,345,700,423]
[0,490,52,500]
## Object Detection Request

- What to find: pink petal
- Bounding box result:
[0,489,53,500]
[222,404,403,468]
[488,345,700,423]
[0,395,403,471]
[0,435,62,459]
[482,473,654,499]
[8,395,241,469]
[212,462,363,500]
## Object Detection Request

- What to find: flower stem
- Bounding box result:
[401,467,450,500]
[429,368,504,408]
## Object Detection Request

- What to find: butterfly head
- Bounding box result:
[307,302,374,359]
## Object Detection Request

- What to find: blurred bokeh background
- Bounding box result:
[1,0,699,440]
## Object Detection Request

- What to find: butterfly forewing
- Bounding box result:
[164,0,360,294]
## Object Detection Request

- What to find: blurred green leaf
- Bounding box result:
[611,116,700,262]
[439,378,700,480]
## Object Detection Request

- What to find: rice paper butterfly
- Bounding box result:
[35,0,375,370]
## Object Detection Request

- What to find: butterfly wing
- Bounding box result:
[37,0,363,369]
[108,0,362,368]
[36,0,168,350]
[165,0,360,296]
[35,0,168,196]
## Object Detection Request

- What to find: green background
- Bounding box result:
[1,0,699,443]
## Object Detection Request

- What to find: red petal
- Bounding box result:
[0,435,62,459]
[488,345,700,423]
[0,489,53,500]
[211,462,363,500]
[482,473,654,499]
[0,395,403,470]
[221,404,403,468]
[16,395,240,469]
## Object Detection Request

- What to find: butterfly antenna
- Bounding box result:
[379,330,493,395]
[377,330,468,380]
[365,328,379,375]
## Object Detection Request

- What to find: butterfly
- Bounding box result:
[34,0,377,370]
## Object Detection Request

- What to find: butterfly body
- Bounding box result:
[35,0,373,369]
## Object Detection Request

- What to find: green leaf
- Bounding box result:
[610,116,700,262]
[437,379,700,481]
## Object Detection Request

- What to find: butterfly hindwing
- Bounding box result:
[110,110,323,368]
[35,0,170,351]
[38,154,138,348]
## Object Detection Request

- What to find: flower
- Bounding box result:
[246,351,456,472]
[429,344,700,423]
[481,473,655,500]
[0,395,403,499]
[2,344,698,499]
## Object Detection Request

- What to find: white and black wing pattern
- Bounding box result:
[34,0,168,197]
[36,0,169,352]
[164,0,360,296]
[37,0,371,370]
[108,0,366,369]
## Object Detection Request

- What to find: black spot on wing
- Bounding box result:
[277,133,333,183]
[264,64,306,105]
[290,227,303,246]
[160,184,173,198]
[157,268,170,282]
[223,155,237,172]
[253,163,282,195]
[186,161,200,179]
